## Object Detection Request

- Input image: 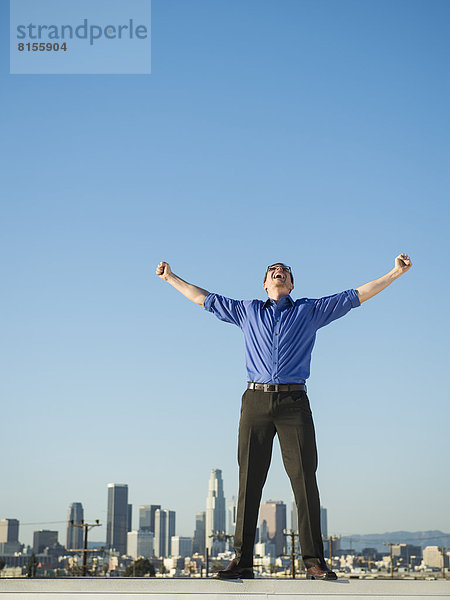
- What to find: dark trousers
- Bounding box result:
[233,388,325,569]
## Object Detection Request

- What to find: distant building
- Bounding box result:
[128,504,132,532]
[127,530,154,559]
[0,519,19,543]
[171,536,192,558]
[205,469,226,554]
[324,535,341,558]
[255,541,276,559]
[106,483,129,555]
[139,505,161,533]
[361,547,381,561]
[0,518,20,554]
[392,543,422,566]
[154,509,176,557]
[33,530,58,553]
[320,506,328,538]
[259,500,286,557]
[227,496,237,535]
[66,503,84,550]
[193,511,206,555]
[423,546,448,568]
[291,498,297,532]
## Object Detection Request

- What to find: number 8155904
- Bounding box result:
[18,42,67,51]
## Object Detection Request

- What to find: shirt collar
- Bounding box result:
[263,295,294,309]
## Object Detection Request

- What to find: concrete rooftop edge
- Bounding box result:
[1,578,450,597]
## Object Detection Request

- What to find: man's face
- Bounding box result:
[263,263,294,295]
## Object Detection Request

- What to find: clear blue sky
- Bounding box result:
[1,0,449,547]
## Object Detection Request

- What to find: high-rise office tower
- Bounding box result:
[192,511,206,555]
[227,496,237,535]
[127,504,132,532]
[139,505,151,531]
[171,536,193,558]
[127,530,154,559]
[139,505,161,533]
[0,519,20,554]
[259,500,286,557]
[205,469,226,554]
[291,498,298,532]
[423,546,448,569]
[154,509,176,557]
[33,530,58,553]
[0,518,19,543]
[66,503,84,550]
[154,509,166,557]
[391,543,422,567]
[167,511,176,555]
[106,483,129,555]
[320,506,328,538]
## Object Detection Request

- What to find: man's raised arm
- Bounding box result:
[156,261,209,306]
[355,253,412,303]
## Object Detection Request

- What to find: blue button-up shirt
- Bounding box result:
[204,290,360,383]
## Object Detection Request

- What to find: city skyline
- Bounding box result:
[2,0,449,543]
[3,510,449,557]
[2,489,450,578]
[11,477,449,548]
[3,472,450,552]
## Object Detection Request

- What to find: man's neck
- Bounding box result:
[268,291,291,303]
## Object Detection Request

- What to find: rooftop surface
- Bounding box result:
[1,578,450,599]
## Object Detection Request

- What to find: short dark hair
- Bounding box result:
[263,263,294,286]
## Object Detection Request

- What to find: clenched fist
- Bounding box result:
[156,261,172,281]
[394,253,412,275]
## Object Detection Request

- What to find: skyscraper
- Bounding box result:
[154,509,176,557]
[66,503,84,550]
[192,511,205,555]
[0,519,20,554]
[205,469,226,554]
[33,530,58,553]
[193,511,206,555]
[127,530,154,559]
[291,497,297,532]
[0,519,19,544]
[127,504,132,532]
[139,505,161,533]
[422,546,445,569]
[320,506,328,538]
[106,483,129,555]
[171,536,193,558]
[227,496,237,535]
[259,500,286,557]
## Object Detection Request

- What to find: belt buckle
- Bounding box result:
[263,384,278,392]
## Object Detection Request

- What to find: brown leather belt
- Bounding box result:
[247,383,307,392]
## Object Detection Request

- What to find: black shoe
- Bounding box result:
[216,559,254,580]
[306,563,338,580]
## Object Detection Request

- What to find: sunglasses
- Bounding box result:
[267,264,292,273]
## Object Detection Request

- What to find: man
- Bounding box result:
[156,254,412,580]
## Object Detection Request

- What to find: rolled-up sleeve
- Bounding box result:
[312,289,360,330]
[204,293,247,328]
